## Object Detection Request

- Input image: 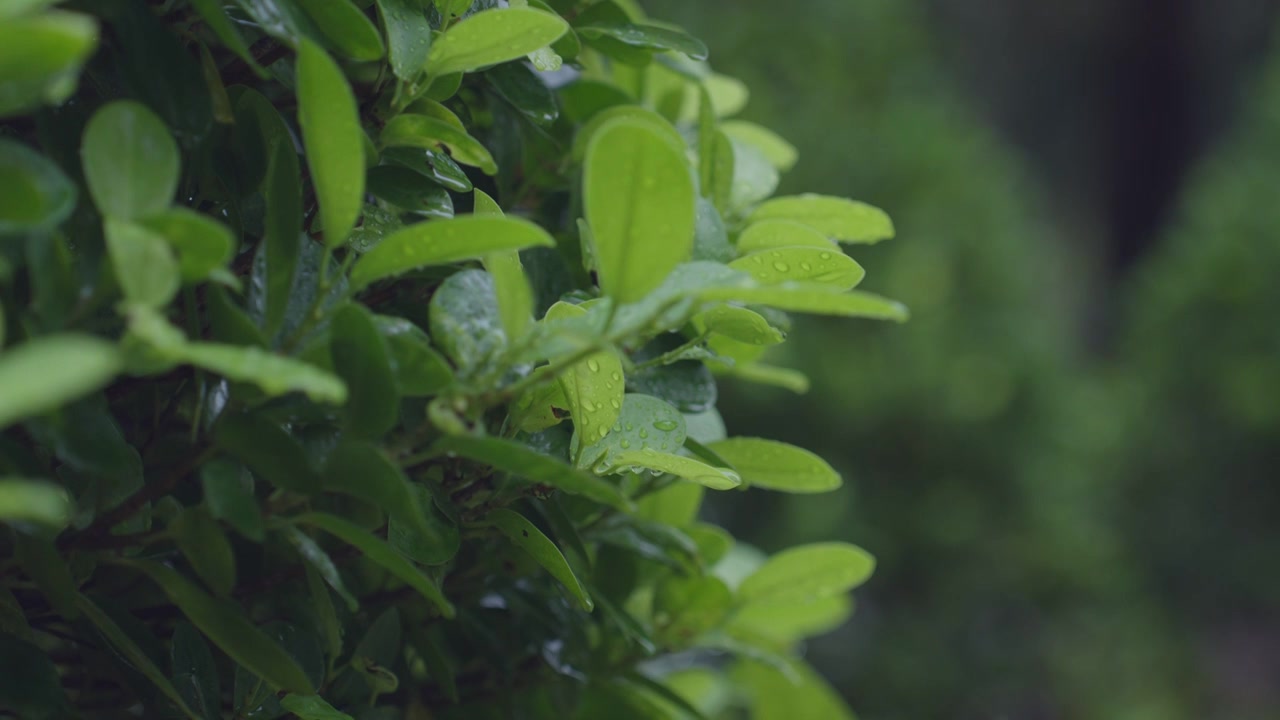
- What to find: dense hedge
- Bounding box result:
[0,1,907,718]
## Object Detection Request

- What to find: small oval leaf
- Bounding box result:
[297,39,364,246]
[749,194,895,244]
[737,542,875,606]
[426,7,568,77]
[706,437,841,494]
[486,507,592,611]
[81,101,178,220]
[351,216,555,290]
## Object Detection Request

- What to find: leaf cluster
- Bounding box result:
[0,0,904,717]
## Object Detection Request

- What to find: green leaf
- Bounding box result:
[749,194,894,244]
[379,113,497,174]
[371,315,453,396]
[0,478,71,529]
[0,139,76,234]
[580,393,685,470]
[302,563,343,660]
[737,542,874,606]
[692,198,735,263]
[188,0,265,77]
[608,449,741,490]
[486,61,559,126]
[294,512,456,618]
[717,362,810,394]
[433,434,633,512]
[171,506,237,597]
[426,7,569,77]
[81,101,178,220]
[200,459,264,542]
[366,165,454,218]
[428,269,505,373]
[0,632,70,720]
[636,481,703,528]
[286,527,358,610]
[576,22,707,60]
[731,659,855,720]
[653,575,731,646]
[387,482,459,565]
[230,0,317,48]
[584,117,696,303]
[0,10,98,118]
[104,219,180,309]
[728,247,865,289]
[330,303,400,438]
[215,412,321,494]
[705,438,840,494]
[728,593,852,648]
[721,120,797,172]
[571,103,686,164]
[280,693,354,720]
[727,136,778,212]
[700,284,909,322]
[486,507,592,611]
[75,594,202,720]
[295,0,384,61]
[472,192,536,345]
[0,334,121,430]
[122,559,316,694]
[297,38,364,246]
[692,305,784,346]
[352,215,554,290]
[542,303,624,459]
[375,0,431,80]
[383,146,472,192]
[261,137,302,334]
[138,208,236,285]
[736,219,836,251]
[321,440,439,550]
[171,621,221,720]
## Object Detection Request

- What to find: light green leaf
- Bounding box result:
[736,219,836,251]
[716,362,810,394]
[280,693,354,720]
[728,593,853,648]
[577,21,707,60]
[0,334,121,430]
[749,194,894,244]
[571,103,685,164]
[475,189,536,342]
[200,459,264,542]
[703,73,748,118]
[0,478,71,529]
[731,659,855,720]
[721,120,797,172]
[375,0,431,80]
[426,7,569,77]
[706,438,840,494]
[371,315,453,396]
[75,594,201,720]
[700,284,908,322]
[737,542,874,606]
[653,574,731,646]
[294,512,455,618]
[727,136,778,211]
[297,38,364,246]
[728,247,865,289]
[543,303,624,460]
[0,138,76,234]
[692,305,784,346]
[295,0,384,61]
[261,137,301,334]
[433,434,633,512]
[171,506,237,597]
[584,117,696,303]
[379,113,497,174]
[580,393,686,470]
[104,218,180,309]
[215,413,320,494]
[330,303,400,438]
[636,481,703,528]
[81,101,177,220]
[122,559,316,694]
[0,0,61,20]
[0,10,98,118]
[351,215,554,290]
[608,449,741,490]
[428,269,505,373]
[138,208,235,285]
[486,507,592,611]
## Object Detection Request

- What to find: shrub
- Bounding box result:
[0,1,905,717]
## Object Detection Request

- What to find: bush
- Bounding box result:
[0,0,906,717]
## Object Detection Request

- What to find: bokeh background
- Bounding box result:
[648,1,1280,718]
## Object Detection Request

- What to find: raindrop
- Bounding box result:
[653,419,679,431]
[620,439,631,449]
[819,252,832,260]
[772,262,790,272]
[800,262,813,272]
[587,359,600,372]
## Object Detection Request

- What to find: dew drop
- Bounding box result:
[772,262,790,272]
[587,359,600,372]
[638,428,649,439]
[620,439,631,449]
[800,262,813,271]
[610,398,621,409]
[819,252,832,260]
[653,419,679,431]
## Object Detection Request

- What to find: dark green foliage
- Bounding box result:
[0,0,904,717]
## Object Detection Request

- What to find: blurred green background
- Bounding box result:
[647,1,1280,718]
